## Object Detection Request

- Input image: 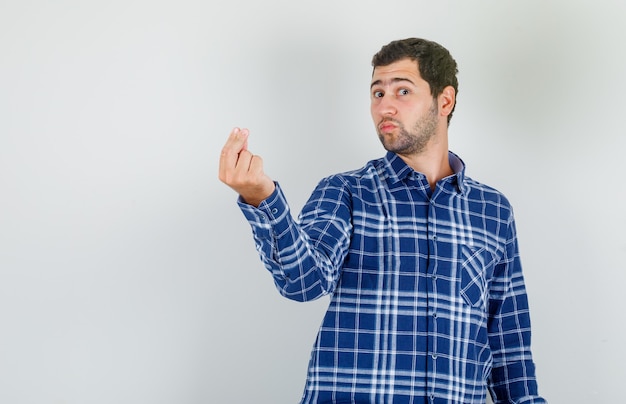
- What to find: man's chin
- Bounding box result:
[378,135,402,153]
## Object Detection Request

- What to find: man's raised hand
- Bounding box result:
[218,127,275,207]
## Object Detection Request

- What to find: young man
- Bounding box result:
[219,38,546,404]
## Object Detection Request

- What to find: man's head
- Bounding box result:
[371,38,458,124]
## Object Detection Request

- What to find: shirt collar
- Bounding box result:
[384,151,467,195]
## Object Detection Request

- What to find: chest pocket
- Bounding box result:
[459,246,496,309]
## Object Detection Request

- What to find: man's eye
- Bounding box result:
[398,89,410,95]
[373,91,384,98]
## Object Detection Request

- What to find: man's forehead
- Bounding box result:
[371,59,422,85]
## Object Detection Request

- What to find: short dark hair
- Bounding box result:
[372,38,459,123]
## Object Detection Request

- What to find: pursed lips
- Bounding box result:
[378,120,398,132]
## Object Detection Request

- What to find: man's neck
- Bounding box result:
[397,138,453,190]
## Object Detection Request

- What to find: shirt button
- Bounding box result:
[271,208,278,214]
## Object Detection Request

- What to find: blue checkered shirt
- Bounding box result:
[239,151,545,404]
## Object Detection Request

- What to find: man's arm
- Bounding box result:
[219,128,352,302]
[487,217,546,403]
[238,179,352,301]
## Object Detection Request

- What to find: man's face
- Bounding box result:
[370,58,439,155]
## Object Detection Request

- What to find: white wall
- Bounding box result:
[1,1,624,403]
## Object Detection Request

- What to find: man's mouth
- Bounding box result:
[379,121,398,132]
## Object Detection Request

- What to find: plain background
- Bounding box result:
[1,1,625,403]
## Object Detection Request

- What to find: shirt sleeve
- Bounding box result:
[487,214,547,403]
[237,179,353,302]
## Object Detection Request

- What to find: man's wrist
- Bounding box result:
[240,182,276,207]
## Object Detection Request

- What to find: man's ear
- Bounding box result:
[438,86,456,118]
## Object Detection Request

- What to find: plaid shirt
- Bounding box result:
[239,152,545,404]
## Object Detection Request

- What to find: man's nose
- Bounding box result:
[377,95,397,116]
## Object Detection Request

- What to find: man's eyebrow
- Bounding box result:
[370,77,415,89]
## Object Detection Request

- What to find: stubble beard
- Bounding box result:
[377,103,439,155]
